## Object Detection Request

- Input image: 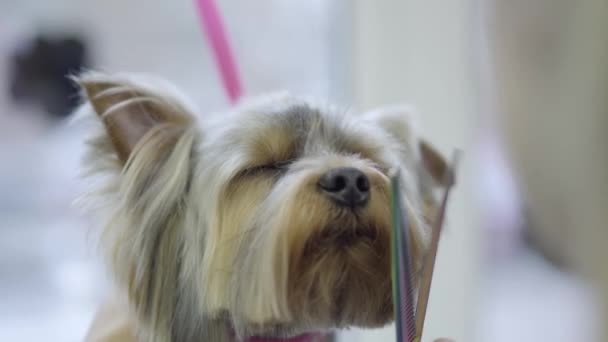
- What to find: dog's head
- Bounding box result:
[77,72,447,341]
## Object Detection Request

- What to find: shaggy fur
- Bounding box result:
[77,72,447,342]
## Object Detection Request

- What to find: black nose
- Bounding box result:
[318,167,370,208]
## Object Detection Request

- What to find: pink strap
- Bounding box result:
[194,0,243,103]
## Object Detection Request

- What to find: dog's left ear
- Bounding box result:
[364,106,450,186]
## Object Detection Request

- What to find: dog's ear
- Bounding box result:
[364,106,450,186]
[76,72,194,163]
[418,139,450,185]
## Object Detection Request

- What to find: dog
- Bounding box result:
[76,72,448,342]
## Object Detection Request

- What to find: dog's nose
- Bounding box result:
[318,167,370,207]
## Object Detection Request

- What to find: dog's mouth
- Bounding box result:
[298,221,385,261]
[315,224,379,247]
[337,226,378,246]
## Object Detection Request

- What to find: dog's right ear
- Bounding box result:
[75,72,194,164]
[76,73,199,340]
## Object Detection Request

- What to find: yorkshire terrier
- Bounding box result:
[76,72,448,342]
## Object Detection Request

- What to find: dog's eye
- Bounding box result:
[244,160,292,176]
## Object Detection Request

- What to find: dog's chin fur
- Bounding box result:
[229,162,396,338]
[76,72,446,341]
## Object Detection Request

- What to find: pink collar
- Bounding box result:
[245,332,328,342]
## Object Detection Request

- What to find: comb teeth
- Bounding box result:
[390,172,417,342]
[391,151,461,342]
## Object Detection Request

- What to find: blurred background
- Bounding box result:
[0,0,606,341]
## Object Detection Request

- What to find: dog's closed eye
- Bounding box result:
[243,160,293,176]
